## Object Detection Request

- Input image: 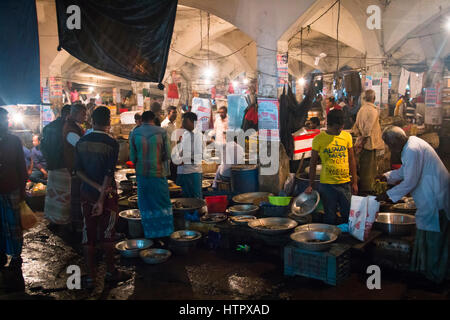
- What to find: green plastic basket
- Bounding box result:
[268,196,293,206]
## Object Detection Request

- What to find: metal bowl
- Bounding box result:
[202,181,212,189]
[229,215,257,225]
[127,195,138,207]
[374,212,416,236]
[232,192,274,204]
[140,248,172,264]
[203,173,217,179]
[228,204,259,216]
[170,230,202,247]
[200,213,228,224]
[119,209,141,220]
[248,217,298,235]
[295,223,341,238]
[171,198,206,212]
[291,191,320,217]
[115,239,153,258]
[290,231,338,251]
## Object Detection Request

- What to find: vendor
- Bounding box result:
[212,134,245,189]
[30,134,48,184]
[172,112,205,199]
[307,117,321,130]
[305,109,358,225]
[376,126,450,284]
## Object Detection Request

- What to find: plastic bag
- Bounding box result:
[348,196,379,241]
[20,201,37,230]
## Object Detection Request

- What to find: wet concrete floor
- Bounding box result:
[0,214,449,300]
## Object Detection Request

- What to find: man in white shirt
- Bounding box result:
[172,112,205,199]
[161,106,177,146]
[212,135,245,188]
[377,126,450,284]
[161,106,178,181]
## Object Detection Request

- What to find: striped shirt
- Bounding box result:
[130,124,171,178]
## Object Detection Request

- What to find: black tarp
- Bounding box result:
[55,0,178,83]
[0,0,40,106]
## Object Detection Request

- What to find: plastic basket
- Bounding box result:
[284,243,351,286]
[205,195,228,213]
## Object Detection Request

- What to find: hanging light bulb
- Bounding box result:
[203,66,214,79]
[95,93,100,100]
[243,78,249,85]
[88,86,94,93]
[298,77,306,86]
[232,80,238,87]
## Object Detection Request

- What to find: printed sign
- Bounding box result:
[258,98,279,140]
[277,53,289,88]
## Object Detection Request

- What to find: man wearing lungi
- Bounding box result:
[130,111,174,240]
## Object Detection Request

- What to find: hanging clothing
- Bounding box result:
[384,136,450,232]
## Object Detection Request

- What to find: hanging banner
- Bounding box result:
[42,87,50,104]
[137,94,144,107]
[381,77,389,104]
[398,68,410,96]
[425,88,438,106]
[257,98,279,140]
[364,75,372,89]
[49,77,63,97]
[192,97,211,132]
[409,73,423,98]
[41,105,55,127]
[277,53,289,88]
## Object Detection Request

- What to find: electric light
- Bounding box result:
[243,78,249,85]
[298,77,306,86]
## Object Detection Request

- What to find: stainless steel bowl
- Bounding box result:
[248,217,298,235]
[171,198,206,212]
[200,213,228,224]
[140,248,172,264]
[170,230,202,247]
[295,223,341,238]
[229,215,257,225]
[232,192,274,204]
[228,204,259,216]
[115,239,153,258]
[374,212,416,236]
[291,191,320,217]
[290,231,338,251]
[118,209,141,220]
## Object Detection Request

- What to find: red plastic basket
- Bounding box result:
[205,196,228,213]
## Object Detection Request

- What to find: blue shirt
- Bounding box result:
[74,131,119,200]
[31,146,47,171]
[23,146,31,168]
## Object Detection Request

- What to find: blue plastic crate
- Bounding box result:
[284,243,351,286]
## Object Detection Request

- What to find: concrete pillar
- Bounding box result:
[256,37,278,98]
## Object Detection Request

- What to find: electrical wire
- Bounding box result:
[288,0,340,44]
[170,41,253,60]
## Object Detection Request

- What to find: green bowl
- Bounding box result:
[268,196,292,206]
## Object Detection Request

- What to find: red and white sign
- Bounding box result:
[292,129,320,160]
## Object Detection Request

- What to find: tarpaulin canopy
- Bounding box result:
[55,0,178,84]
[0,0,41,106]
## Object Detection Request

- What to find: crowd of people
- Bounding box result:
[0,98,236,290]
[0,87,448,291]
[305,89,449,284]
